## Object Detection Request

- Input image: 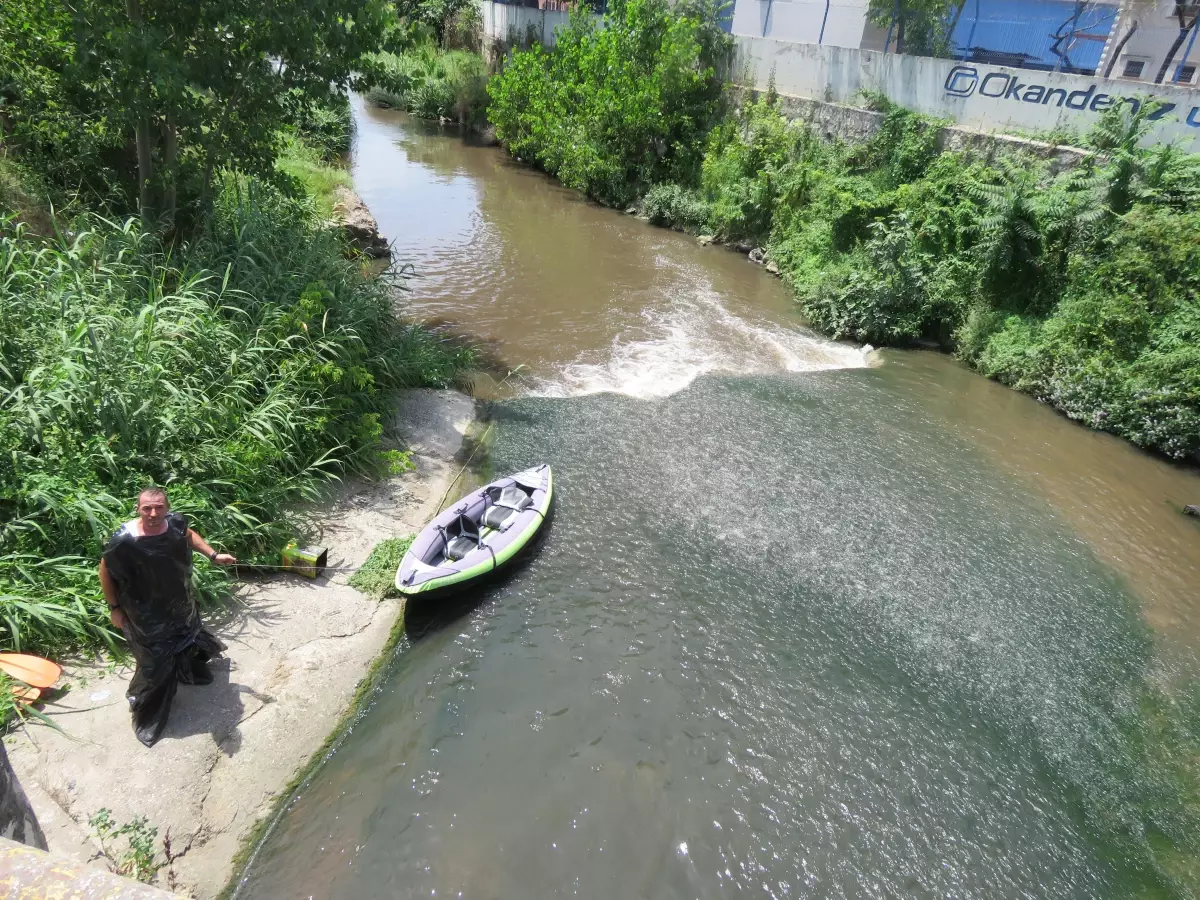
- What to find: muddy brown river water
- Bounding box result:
[234,98,1200,899]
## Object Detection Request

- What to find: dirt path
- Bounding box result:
[6,389,474,898]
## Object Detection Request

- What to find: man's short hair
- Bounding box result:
[137,487,169,507]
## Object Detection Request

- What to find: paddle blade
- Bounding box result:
[10,685,41,705]
[0,654,62,689]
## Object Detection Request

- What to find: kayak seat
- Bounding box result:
[482,505,518,531]
[442,514,482,562]
[487,484,533,512]
[481,484,533,533]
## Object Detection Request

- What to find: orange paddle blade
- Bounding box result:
[9,684,41,705]
[0,654,62,689]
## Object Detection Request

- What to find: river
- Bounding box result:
[234,98,1200,898]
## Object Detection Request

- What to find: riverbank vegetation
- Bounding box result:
[489,0,730,208]
[642,95,1200,465]
[0,0,473,659]
[365,43,490,127]
[360,0,489,127]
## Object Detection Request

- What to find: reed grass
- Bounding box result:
[0,175,473,657]
[364,44,489,128]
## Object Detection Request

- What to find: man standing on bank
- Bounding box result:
[98,487,235,747]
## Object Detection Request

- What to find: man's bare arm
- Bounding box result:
[98,558,125,629]
[187,529,237,566]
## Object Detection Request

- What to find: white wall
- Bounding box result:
[731,0,868,48]
[480,1,571,49]
[1100,0,1200,84]
[735,36,1200,150]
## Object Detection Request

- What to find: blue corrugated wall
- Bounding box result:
[951,0,1117,72]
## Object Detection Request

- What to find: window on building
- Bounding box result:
[1123,59,1146,78]
[1177,64,1198,83]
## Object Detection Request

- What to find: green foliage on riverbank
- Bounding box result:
[639,95,1200,464]
[0,0,394,228]
[276,135,353,219]
[487,0,731,208]
[365,43,490,127]
[0,178,472,656]
[0,0,478,659]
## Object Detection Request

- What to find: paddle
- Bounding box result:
[0,653,62,689]
[10,685,41,705]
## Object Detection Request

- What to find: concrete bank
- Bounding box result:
[6,389,475,898]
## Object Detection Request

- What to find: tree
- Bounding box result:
[0,0,396,227]
[867,0,962,57]
[391,0,477,46]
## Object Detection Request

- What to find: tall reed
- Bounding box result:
[0,176,472,656]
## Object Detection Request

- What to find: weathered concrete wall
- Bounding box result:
[731,0,868,49]
[734,37,1200,150]
[760,93,1088,172]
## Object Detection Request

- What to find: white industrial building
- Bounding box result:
[729,0,1200,86]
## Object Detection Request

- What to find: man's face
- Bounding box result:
[137,494,169,531]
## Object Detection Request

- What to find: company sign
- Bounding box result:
[943,65,1200,127]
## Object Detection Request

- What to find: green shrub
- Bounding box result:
[487,0,731,208]
[364,45,488,127]
[696,96,805,241]
[974,206,1200,460]
[0,178,472,656]
[641,183,709,231]
[293,96,355,161]
[275,135,352,219]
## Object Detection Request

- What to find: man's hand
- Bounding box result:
[110,607,126,630]
[188,529,236,566]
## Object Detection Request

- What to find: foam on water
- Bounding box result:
[530,290,867,400]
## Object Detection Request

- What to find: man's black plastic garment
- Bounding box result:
[102,512,225,747]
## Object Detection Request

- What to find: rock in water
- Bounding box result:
[748,247,766,264]
[1185,504,1200,518]
[697,235,715,246]
[333,186,390,259]
[765,261,780,275]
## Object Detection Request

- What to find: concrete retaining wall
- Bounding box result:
[734,37,1200,151]
[757,93,1088,172]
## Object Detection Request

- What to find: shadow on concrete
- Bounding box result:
[161,659,274,757]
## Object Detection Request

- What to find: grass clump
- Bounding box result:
[0,177,472,657]
[364,43,489,128]
[276,135,353,219]
[348,536,414,599]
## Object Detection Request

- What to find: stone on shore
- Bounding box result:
[332,186,389,258]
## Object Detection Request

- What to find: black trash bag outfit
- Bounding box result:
[102,512,225,747]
